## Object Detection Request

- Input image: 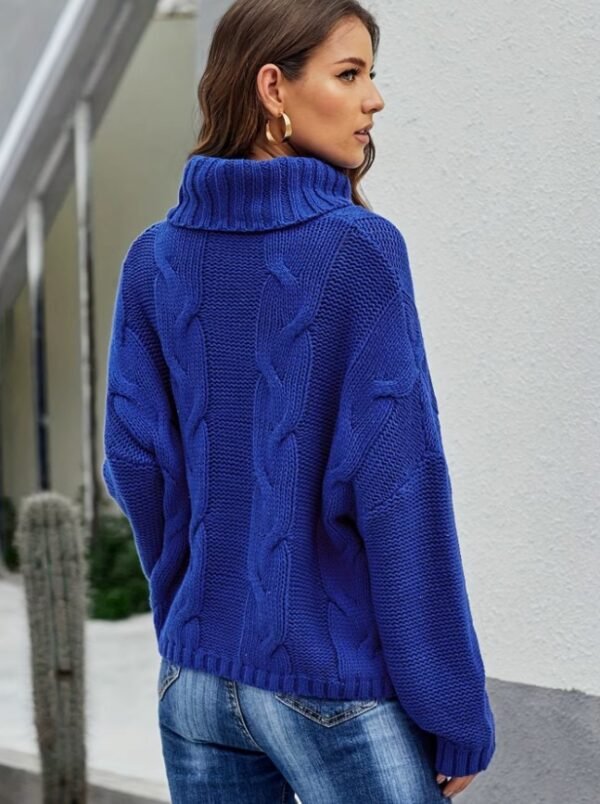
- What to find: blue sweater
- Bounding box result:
[102,153,496,777]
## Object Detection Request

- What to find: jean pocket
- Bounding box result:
[157,657,182,701]
[273,691,379,727]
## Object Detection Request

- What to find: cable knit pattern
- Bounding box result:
[102,223,191,637]
[240,231,302,670]
[152,224,210,649]
[102,153,496,777]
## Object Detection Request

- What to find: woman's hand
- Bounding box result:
[436,771,479,797]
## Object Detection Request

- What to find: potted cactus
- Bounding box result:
[15,491,88,803]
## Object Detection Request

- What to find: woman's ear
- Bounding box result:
[255,63,286,117]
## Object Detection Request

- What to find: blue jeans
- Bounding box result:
[158,657,452,803]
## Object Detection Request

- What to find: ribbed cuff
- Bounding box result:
[435,734,496,777]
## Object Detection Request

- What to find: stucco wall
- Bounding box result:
[359,1,600,698]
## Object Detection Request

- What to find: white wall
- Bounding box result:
[361,1,600,695]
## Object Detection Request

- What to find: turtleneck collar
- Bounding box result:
[166,154,354,232]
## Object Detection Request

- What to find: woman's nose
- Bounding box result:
[373,92,385,113]
[367,91,385,114]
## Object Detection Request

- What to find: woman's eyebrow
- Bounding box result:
[333,56,375,70]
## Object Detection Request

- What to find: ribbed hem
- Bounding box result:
[435,733,496,777]
[166,154,353,232]
[157,632,398,701]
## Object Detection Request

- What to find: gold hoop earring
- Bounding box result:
[265,111,292,144]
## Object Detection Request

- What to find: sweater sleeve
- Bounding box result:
[347,217,496,778]
[102,225,179,583]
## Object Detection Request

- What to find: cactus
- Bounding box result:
[15,491,88,803]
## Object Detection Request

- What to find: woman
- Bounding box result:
[102,0,496,801]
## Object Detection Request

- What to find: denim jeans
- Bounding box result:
[158,657,452,803]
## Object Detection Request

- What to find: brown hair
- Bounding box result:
[188,0,380,209]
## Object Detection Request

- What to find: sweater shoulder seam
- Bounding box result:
[358,449,446,521]
[103,452,160,469]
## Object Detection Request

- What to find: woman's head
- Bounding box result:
[190,0,384,208]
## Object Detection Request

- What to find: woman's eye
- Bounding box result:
[339,68,377,82]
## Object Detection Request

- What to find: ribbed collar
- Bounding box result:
[166,154,354,232]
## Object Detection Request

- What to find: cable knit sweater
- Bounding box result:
[102,153,496,777]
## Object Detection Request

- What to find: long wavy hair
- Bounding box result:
[188,0,380,209]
